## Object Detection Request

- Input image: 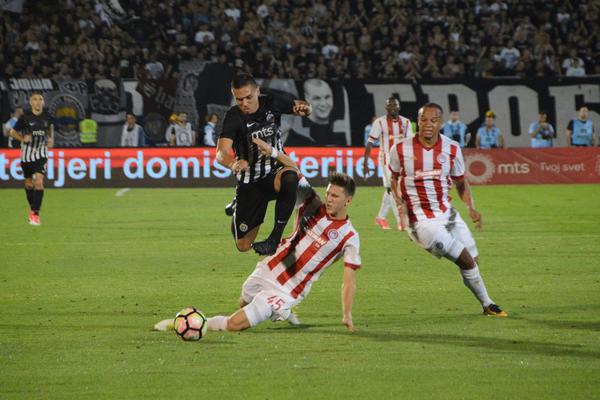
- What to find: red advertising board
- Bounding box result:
[1,147,599,188]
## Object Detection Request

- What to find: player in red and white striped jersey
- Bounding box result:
[363,97,413,230]
[389,103,507,317]
[198,170,360,333]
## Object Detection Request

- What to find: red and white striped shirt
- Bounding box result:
[389,135,465,223]
[368,114,413,165]
[263,196,361,300]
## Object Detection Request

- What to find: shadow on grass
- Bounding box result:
[256,323,600,360]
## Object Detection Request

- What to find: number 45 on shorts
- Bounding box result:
[267,295,285,311]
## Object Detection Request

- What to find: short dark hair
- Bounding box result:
[538,110,547,115]
[420,102,444,116]
[231,72,257,89]
[329,172,356,197]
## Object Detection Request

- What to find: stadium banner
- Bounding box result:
[3,73,597,149]
[1,147,599,188]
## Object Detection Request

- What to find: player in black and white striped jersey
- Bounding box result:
[218,73,312,256]
[8,92,54,226]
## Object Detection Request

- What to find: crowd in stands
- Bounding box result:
[0,0,598,81]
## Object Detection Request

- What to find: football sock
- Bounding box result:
[31,189,44,215]
[460,264,493,307]
[377,191,390,219]
[207,316,229,331]
[25,188,34,208]
[269,171,298,242]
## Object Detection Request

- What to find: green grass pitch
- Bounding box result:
[1,184,599,399]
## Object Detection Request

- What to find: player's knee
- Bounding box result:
[24,182,34,190]
[455,248,476,270]
[235,240,252,252]
[279,170,299,193]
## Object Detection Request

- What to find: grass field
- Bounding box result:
[1,184,599,399]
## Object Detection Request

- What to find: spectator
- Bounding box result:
[562,49,585,75]
[79,113,98,147]
[496,39,521,71]
[442,110,470,148]
[121,113,145,147]
[203,113,219,147]
[166,111,195,146]
[476,110,505,149]
[565,58,586,77]
[529,111,556,148]
[566,107,595,147]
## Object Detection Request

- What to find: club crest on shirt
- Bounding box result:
[266,111,274,122]
[327,229,339,240]
[239,223,248,232]
[437,153,448,164]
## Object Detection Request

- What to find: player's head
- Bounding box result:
[450,110,459,122]
[126,113,136,126]
[386,97,400,118]
[232,72,260,115]
[178,111,188,124]
[578,106,588,120]
[29,92,44,114]
[485,110,496,127]
[304,79,333,125]
[417,102,443,141]
[538,110,547,123]
[326,172,355,219]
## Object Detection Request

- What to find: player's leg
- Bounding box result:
[231,184,268,252]
[448,210,507,316]
[375,190,391,229]
[253,167,298,255]
[413,219,506,316]
[22,162,37,224]
[31,161,46,217]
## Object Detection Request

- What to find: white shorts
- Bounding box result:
[240,262,298,327]
[380,156,391,188]
[408,208,478,261]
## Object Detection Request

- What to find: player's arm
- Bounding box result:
[341,266,356,333]
[9,118,30,143]
[498,130,505,148]
[529,123,540,138]
[454,177,482,229]
[217,112,248,173]
[217,137,248,173]
[475,130,481,148]
[251,137,298,171]
[362,121,381,179]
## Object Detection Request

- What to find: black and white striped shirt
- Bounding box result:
[221,91,295,184]
[13,110,53,162]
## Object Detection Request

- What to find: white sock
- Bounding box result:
[207,316,229,331]
[378,191,390,219]
[460,265,493,307]
[388,192,401,225]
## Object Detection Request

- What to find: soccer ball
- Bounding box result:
[173,307,208,341]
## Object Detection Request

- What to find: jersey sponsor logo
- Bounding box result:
[250,126,275,140]
[306,228,327,247]
[415,169,442,179]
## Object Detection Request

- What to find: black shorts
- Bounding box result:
[21,158,47,179]
[232,173,279,239]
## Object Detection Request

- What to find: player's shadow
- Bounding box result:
[265,324,600,360]
[518,318,600,332]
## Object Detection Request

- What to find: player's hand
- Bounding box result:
[469,207,483,230]
[342,315,355,333]
[252,137,272,156]
[293,101,312,117]
[23,134,32,143]
[231,159,249,174]
[362,161,371,180]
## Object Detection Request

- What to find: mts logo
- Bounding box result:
[497,162,530,174]
[251,126,274,140]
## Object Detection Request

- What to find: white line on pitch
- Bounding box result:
[116,188,131,197]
